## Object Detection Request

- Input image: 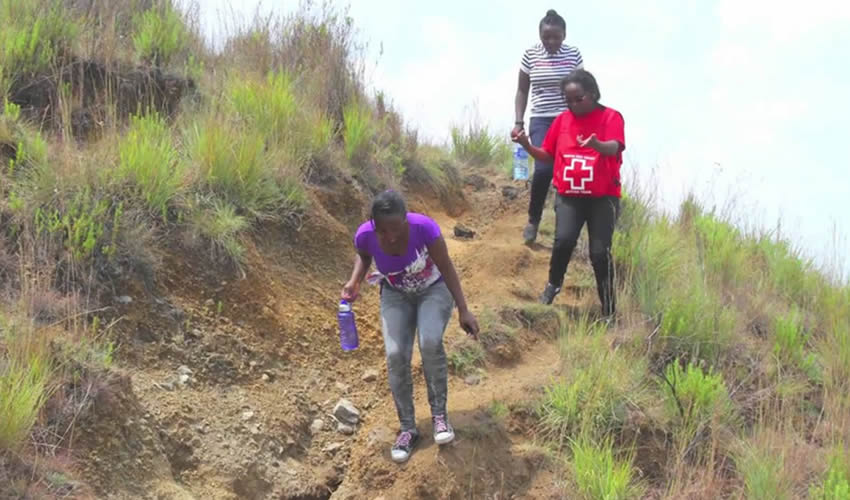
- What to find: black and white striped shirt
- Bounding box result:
[520,43,584,118]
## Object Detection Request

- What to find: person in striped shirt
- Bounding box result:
[512,9,584,244]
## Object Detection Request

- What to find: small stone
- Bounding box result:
[261,373,271,382]
[333,399,361,425]
[178,374,191,386]
[249,424,261,435]
[157,381,175,391]
[177,365,193,376]
[249,361,258,368]
[337,423,355,435]
[361,369,379,382]
[335,382,350,393]
[502,186,520,200]
[453,224,476,239]
[285,436,296,446]
[115,295,133,305]
[323,442,344,454]
[241,410,255,421]
[310,419,324,435]
[464,374,482,386]
[204,298,215,307]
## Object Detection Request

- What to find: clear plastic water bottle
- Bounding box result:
[338,300,359,351]
[513,145,529,181]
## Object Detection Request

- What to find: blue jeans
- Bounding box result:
[528,116,557,225]
[380,281,454,431]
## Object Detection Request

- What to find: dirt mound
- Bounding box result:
[9,59,195,138]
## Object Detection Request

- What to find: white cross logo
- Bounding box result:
[563,156,594,191]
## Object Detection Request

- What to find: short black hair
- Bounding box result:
[561,69,601,102]
[370,190,407,222]
[539,9,566,32]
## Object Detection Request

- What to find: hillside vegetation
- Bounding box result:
[1,1,848,499]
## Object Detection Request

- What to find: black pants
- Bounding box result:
[527,116,556,225]
[549,195,620,316]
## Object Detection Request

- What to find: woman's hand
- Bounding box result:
[341,280,360,302]
[511,129,531,148]
[577,133,600,150]
[459,309,480,338]
[511,124,524,141]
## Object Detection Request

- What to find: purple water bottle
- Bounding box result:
[338,300,359,351]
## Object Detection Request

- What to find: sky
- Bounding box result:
[188,0,850,281]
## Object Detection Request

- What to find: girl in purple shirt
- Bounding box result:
[342,190,480,463]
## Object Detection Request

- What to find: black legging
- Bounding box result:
[549,195,620,316]
[527,116,556,225]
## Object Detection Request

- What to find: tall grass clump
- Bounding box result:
[568,435,644,500]
[0,0,79,79]
[771,308,818,380]
[810,447,850,500]
[658,281,736,363]
[0,319,53,452]
[735,441,793,500]
[694,212,754,289]
[450,120,509,168]
[342,99,374,165]
[185,119,305,220]
[659,359,733,446]
[229,72,297,144]
[132,0,190,66]
[115,113,183,219]
[540,327,646,449]
[185,198,249,261]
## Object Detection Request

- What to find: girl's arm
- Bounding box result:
[342,252,372,301]
[427,237,480,336]
[514,70,530,132]
[513,130,554,164]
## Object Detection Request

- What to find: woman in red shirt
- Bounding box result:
[512,69,625,318]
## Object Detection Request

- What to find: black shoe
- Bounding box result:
[539,283,561,305]
[523,223,539,244]
[391,429,420,463]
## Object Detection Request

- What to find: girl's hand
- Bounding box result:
[511,124,524,140]
[341,280,360,302]
[512,129,531,148]
[577,133,600,150]
[459,310,480,339]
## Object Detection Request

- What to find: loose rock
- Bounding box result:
[177,365,193,376]
[464,374,482,386]
[333,399,361,425]
[335,382,350,393]
[323,442,344,454]
[337,423,355,435]
[241,410,255,421]
[502,186,520,200]
[310,419,324,435]
[115,295,133,305]
[453,224,476,239]
[361,369,379,382]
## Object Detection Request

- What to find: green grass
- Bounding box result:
[659,359,733,443]
[185,118,304,220]
[447,339,485,376]
[342,99,374,165]
[0,319,53,452]
[229,72,297,145]
[450,121,510,168]
[658,281,736,363]
[132,1,188,66]
[810,447,850,500]
[0,0,79,78]
[735,441,792,500]
[487,399,510,420]
[771,308,818,380]
[186,198,249,261]
[540,330,646,449]
[116,113,184,219]
[568,436,644,500]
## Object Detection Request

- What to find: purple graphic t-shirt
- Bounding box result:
[354,213,443,293]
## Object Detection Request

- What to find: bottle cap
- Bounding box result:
[339,300,351,312]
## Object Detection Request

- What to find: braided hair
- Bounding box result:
[539,9,566,31]
[370,190,407,226]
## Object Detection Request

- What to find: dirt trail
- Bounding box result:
[330,189,591,499]
[77,183,594,500]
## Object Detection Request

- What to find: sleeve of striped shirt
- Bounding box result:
[520,49,532,75]
[575,48,584,69]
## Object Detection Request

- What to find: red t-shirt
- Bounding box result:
[541,106,626,198]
